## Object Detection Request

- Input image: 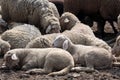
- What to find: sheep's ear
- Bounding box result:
[46,25,52,33]
[64,18,70,23]
[11,54,18,60]
[62,40,69,50]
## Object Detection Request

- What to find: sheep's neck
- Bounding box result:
[67,43,77,55]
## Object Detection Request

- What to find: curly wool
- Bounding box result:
[1,0,60,34]
[1,23,41,49]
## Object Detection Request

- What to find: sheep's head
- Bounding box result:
[1,50,19,70]
[53,35,71,50]
[60,12,80,31]
[112,35,120,56]
[46,17,61,34]
[0,40,11,56]
[0,18,8,34]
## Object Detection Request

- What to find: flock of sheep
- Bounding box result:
[0,0,120,76]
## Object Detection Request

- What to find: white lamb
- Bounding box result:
[53,35,113,72]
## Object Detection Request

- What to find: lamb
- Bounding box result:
[1,48,74,76]
[26,12,111,52]
[60,12,95,37]
[53,35,113,72]
[1,0,61,34]
[0,37,11,56]
[1,23,41,49]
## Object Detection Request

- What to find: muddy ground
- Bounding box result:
[0,21,120,80]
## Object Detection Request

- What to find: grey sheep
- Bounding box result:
[1,23,41,49]
[1,0,61,34]
[53,35,113,72]
[1,48,74,76]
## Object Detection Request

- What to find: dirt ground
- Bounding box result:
[0,22,120,80]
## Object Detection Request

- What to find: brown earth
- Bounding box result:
[0,22,120,80]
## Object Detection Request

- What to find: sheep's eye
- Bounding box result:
[7,52,11,54]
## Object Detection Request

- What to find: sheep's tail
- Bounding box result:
[48,65,73,76]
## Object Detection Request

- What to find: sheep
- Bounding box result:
[26,33,60,48]
[1,48,74,76]
[26,12,111,52]
[60,12,95,37]
[53,35,113,72]
[0,18,8,34]
[0,37,11,56]
[1,0,61,34]
[1,23,41,49]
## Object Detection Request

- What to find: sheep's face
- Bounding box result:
[46,17,61,34]
[46,23,61,34]
[1,51,19,70]
[52,35,67,48]
[60,12,79,30]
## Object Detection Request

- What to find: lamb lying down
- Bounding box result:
[1,48,74,76]
[53,35,113,72]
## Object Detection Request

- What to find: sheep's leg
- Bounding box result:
[25,68,51,75]
[22,60,37,71]
[95,20,105,39]
[109,20,118,34]
[84,53,98,72]
[26,59,53,75]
